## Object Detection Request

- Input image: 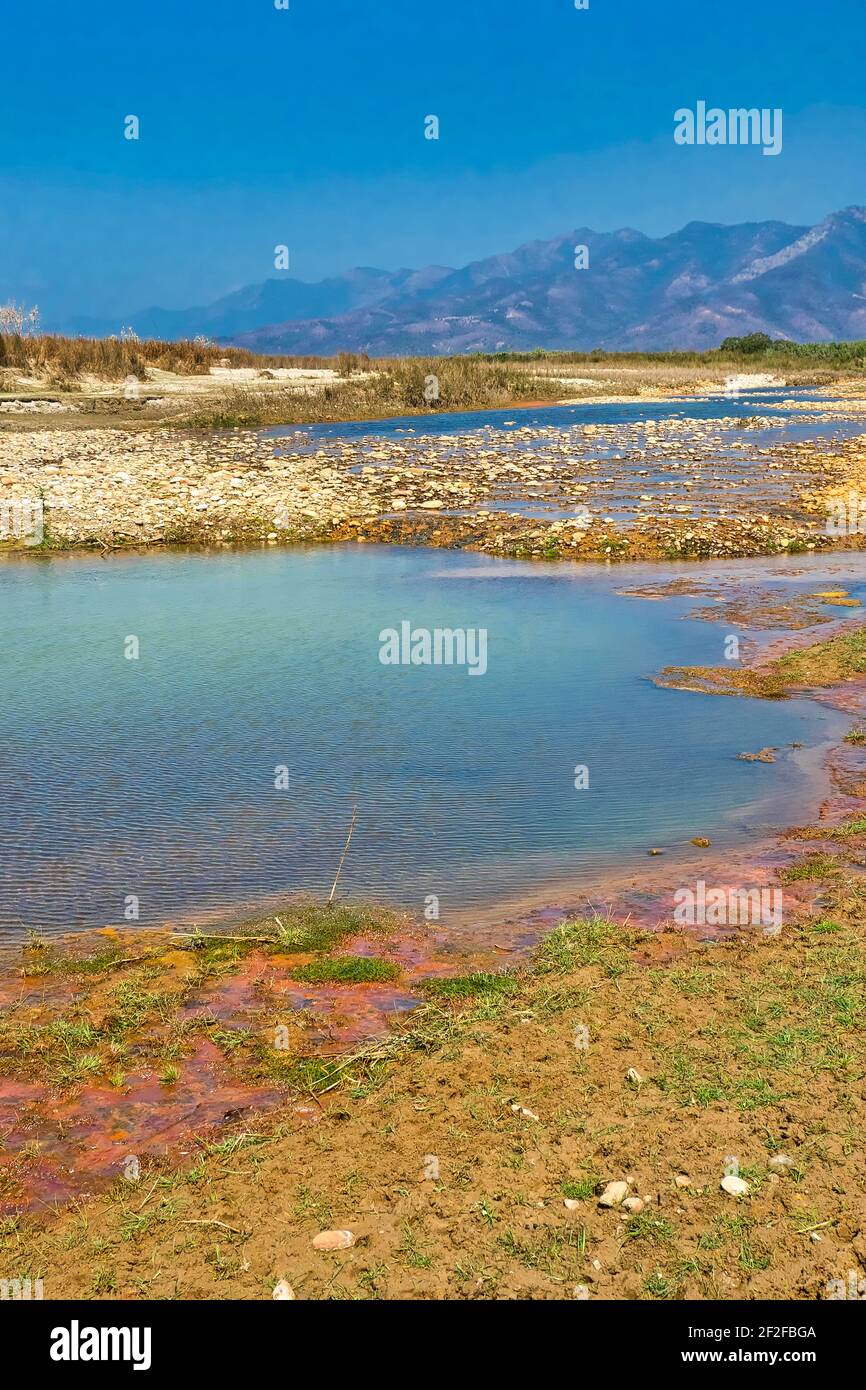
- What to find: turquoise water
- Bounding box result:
[0,544,856,940]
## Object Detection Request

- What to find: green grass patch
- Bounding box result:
[622,1213,675,1245]
[421,971,519,1000]
[22,944,129,978]
[561,1176,599,1201]
[270,902,395,953]
[776,626,866,685]
[778,853,841,883]
[534,916,636,978]
[290,955,400,985]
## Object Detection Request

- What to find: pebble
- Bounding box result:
[510,1104,539,1121]
[312,1229,356,1251]
[272,1280,295,1300]
[623,1196,644,1213]
[2,396,858,561]
[721,1175,750,1197]
[598,1180,630,1208]
[768,1153,795,1173]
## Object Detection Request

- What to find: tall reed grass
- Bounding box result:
[0,333,330,381]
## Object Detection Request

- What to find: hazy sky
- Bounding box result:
[3,0,866,323]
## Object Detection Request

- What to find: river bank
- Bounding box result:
[2,613,866,1298]
[3,868,864,1301]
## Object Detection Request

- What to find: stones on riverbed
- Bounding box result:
[312,1229,356,1251]
[690,836,711,847]
[598,1180,630,1208]
[720,1174,750,1197]
[647,847,664,856]
[272,1279,296,1299]
[7,392,866,558]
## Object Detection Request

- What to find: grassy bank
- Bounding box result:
[3,333,866,430]
[476,335,866,370]
[176,357,566,428]
[2,890,865,1300]
[658,622,866,699]
[0,333,327,381]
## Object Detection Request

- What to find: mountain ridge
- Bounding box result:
[56,207,866,354]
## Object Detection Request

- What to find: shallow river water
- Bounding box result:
[1,542,861,940]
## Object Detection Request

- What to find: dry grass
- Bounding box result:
[177,358,566,428]
[0,333,329,384]
[3,332,865,430]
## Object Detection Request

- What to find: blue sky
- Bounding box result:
[3,0,866,323]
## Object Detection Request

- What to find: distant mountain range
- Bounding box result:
[57,265,454,344]
[59,207,866,354]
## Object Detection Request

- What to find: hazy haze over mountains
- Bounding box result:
[61,208,866,354]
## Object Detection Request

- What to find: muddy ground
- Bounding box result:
[2,897,864,1301]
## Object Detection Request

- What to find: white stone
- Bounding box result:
[721,1175,750,1197]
